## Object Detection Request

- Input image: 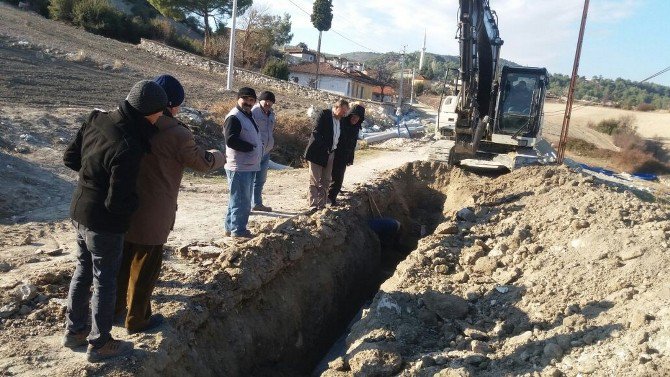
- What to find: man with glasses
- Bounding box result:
[250,91,276,212]
[223,87,262,238]
[304,99,349,212]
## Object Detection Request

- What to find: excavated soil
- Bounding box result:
[322,165,670,377]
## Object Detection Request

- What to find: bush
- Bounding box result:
[71,0,124,39]
[262,59,290,81]
[273,111,313,166]
[49,0,76,21]
[636,103,656,112]
[150,18,203,55]
[414,82,425,96]
[591,115,636,135]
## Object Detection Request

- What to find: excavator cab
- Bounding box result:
[495,66,548,142]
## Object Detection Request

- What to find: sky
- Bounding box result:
[256,0,670,86]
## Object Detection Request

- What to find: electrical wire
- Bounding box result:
[640,64,670,83]
[282,0,381,53]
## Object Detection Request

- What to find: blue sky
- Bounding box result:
[260,0,670,86]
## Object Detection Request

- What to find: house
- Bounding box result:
[371,86,396,103]
[284,46,316,64]
[289,62,381,100]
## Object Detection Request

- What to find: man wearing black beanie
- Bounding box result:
[223,87,263,238]
[116,74,225,334]
[62,80,167,362]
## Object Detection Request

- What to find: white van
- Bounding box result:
[435,95,459,137]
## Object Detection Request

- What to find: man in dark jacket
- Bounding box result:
[223,87,263,238]
[304,99,349,211]
[62,80,167,362]
[115,75,225,334]
[328,104,365,206]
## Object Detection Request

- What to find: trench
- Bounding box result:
[150,162,455,377]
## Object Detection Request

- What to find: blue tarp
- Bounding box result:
[578,163,658,181]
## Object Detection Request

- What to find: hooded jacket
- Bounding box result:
[63,101,157,233]
[334,105,365,166]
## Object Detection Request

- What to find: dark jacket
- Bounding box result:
[64,101,156,233]
[334,114,363,166]
[125,114,225,245]
[304,109,335,167]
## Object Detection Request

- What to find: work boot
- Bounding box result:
[86,338,133,363]
[231,230,253,239]
[62,331,88,348]
[252,204,273,212]
[327,198,340,207]
[127,314,164,335]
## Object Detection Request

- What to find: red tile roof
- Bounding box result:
[289,62,382,86]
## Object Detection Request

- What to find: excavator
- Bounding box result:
[431,0,552,171]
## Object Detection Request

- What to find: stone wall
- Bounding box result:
[137,39,394,115]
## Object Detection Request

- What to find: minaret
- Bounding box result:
[419,29,426,71]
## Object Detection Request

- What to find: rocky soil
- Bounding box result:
[322,165,670,377]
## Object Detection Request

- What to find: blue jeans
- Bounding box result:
[252,153,271,207]
[65,221,124,348]
[225,169,255,235]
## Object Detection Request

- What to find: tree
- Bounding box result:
[236,6,293,68]
[372,65,394,102]
[147,0,252,49]
[310,0,333,89]
[262,59,290,80]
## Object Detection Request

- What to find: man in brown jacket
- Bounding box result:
[115,75,225,333]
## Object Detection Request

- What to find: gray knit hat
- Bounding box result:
[126,80,168,115]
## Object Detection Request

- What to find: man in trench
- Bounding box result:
[115,75,225,333]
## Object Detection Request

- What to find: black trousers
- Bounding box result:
[328,161,347,201]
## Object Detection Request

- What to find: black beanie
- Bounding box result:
[350,104,365,123]
[238,87,257,99]
[153,74,185,107]
[126,80,168,116]
[258,91,276,103]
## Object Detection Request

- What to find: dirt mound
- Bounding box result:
[324,165,670,376]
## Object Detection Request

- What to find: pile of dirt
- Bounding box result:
[323,165,670,376]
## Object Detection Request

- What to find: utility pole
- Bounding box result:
[397,45,406,108]
[557,0,590,164]
[226,0,238,91]
[410,68,415,104]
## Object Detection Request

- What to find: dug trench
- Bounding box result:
[117,161,454,376]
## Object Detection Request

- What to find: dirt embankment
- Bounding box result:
[322,165,670,377]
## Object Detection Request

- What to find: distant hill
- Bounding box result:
[342,50,670,110]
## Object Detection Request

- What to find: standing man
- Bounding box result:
[304,99,349,212]
[250,91,276,212]
[328,104,365,206]
[62,80,168,362]
[224,87,263,238]
[115,75,225,334]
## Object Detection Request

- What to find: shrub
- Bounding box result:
[414,82,425,96]
[262,59,290,81]
[71,0,126,40]
[49,0,76,21]
[591,115,636,135]
[273,111,313,166]
[636,103,656,112]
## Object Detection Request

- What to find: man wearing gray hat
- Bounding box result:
[250,90,276,212]
[223,87,263,238]
[62,80,167,362]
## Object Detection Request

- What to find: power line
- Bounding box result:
[640,64,670,83]
[282,0,380,53]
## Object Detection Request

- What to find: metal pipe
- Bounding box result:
[557,0,590,164]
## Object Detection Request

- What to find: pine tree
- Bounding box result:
[310,0,333,89]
